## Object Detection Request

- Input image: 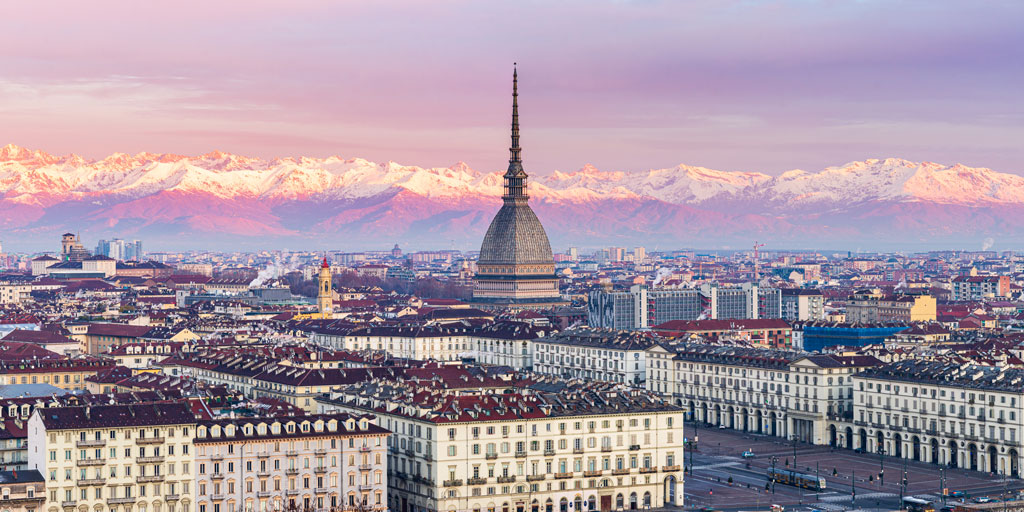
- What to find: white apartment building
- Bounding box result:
[193,413,389,512]
[645,344,880,444]
[849,360,1024,477]
[28,403,197,512]
[317,384,685,512]
[531,329,655,385]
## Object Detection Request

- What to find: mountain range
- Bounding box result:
[1,143,1022,252]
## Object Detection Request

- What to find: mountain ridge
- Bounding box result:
[1,143,1021,251]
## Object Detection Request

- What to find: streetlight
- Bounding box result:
[770,456,778,494]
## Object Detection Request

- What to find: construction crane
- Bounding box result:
[753,241,765,282]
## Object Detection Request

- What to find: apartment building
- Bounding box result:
[531,329,655,385]
[849,360,1024,477]
[193,413,389,512]
[951,275,1011,301]
[27,402,197,512]
[845,289,936,324]
[587,286,701,330]
[0,469,45,512]
[310,322,547,367]
[645,344,880,444]
[317,383,685,512]
[0,359,116,391]
[780,289,825,322]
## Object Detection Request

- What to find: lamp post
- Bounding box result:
[770,456,778,495]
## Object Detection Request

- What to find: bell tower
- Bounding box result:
[317,257,333,315]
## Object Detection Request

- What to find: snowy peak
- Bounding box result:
[1,143,1022,208]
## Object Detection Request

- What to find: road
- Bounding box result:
[681,427,1024,512]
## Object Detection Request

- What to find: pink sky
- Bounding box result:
[1,0,1022,175]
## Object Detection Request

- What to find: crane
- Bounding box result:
[753,241,765,282]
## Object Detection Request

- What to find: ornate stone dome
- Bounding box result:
[478,202,554,266]
[477,66,554,270]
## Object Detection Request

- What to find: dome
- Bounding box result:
[478,202,554,267]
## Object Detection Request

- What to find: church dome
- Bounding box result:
[478,202,554,266]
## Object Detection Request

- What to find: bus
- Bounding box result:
[902,497,936,512]
[767,468,826,491]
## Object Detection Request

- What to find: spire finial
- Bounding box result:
[503,64,528,201]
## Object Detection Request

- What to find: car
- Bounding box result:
[974,497,993,504]
[742,450,756,458]
[949,490,966,498]
[719,425,727,429]
[940,507,955,512]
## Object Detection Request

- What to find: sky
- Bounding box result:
[1,0,1022,176]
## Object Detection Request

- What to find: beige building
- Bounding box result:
[28,402,197,512]
[845,289,936,324]
[0,469,45,512]
[318,383,684,512]
[193,413,389,512]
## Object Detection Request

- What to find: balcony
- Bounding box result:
[286,490,300,496]
[554,472,573,479]
[257,492,272,498]
[662,465,680,472]
[258,452,270,459]
[166,495,180,501]
[628,445,640,451]
[612,469,630,476]
[137,475,165,483]
[285,468,299,475]
[77,458,106,467]
[572,448,583,454]
[137,456,165,464]
[600,447,612,453]
[443,479,462,487]
[107,498,135,505]
[211,454,224,461]
[468,477,487,485]
[543,449,555,456]
[315,488,329,494]
[359,464,373,471]
[583,470,603,477]
[497,476,516,483]
[77,478,106,486]
[525,475,545,482]
[76,439,106,448]
[358,485,374,491]
[639,467,657,474]
[257,471,271,477]
[405,449,416,457]
[62,501,78,509]
[210,472,225,480]
[136,437,165,445]
[314,466,327,474]
[285,450,298,457]
[211,494,225,501]
[360,446,372,452]
[514,451,527,458]
[314,448,327,456]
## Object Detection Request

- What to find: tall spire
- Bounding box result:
[504,64,528,201]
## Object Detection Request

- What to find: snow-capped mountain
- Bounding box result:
[2,143,1022,251]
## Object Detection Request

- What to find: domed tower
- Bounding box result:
[473,66,563,310]
[317,257,333,315]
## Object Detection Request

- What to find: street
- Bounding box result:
[681,427,1023,512]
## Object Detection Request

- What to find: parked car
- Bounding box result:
[949,490,966,498]
[974,497,993,504]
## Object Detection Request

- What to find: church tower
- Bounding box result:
[317,257,333,315]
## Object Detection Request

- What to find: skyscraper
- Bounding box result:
[473,67,563,310]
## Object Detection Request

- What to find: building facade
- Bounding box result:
[193,413,389,512]
[28,403,197,512]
